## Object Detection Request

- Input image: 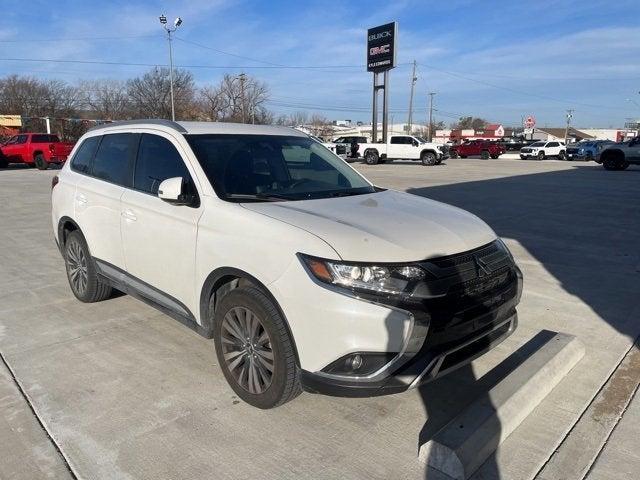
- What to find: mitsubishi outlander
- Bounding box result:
[51,120,523,409]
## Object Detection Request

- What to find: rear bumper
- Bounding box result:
[301,312,517,397]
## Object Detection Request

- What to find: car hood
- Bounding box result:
[242,189,496,262]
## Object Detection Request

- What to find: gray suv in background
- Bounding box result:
[599,137,640,170]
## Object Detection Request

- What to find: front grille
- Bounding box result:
[520,148,532,153]
[566,148,579,154]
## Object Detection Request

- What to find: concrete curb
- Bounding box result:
[418,330,585,480]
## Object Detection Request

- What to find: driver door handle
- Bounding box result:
[121,209,137,222]
[75,194,87,205]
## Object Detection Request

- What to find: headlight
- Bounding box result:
[300,255,426,296]
[578,149,584,154]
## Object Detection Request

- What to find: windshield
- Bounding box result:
[529,142,546,147]
[185,134,375,202]
[415,136,428,143]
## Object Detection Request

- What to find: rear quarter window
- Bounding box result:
[70,136,101,175]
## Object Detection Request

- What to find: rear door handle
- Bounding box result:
[75,194,87,205]
[121,209,137,222]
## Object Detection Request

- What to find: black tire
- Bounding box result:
[435,158,443,165]
[421,151,437,166]
[212,286,301,409]
[450,151,459,159]
[585,152,594,162]
[557,151,566,160]
[537,151,546,160]
[520,155,526,160]
[64,230,112,303]
[34,154,49,170]
[481,150,490,160]
[0,157,7,169]
[490,154,499,159]
[364,150,379,165]
[460,155,467,158]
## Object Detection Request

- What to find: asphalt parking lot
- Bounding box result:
[1,158,639,480]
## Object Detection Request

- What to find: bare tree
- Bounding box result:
[80,79,130,120]
[308,114,334,138]
[0,75,51,116]
[198,85,227,121]
[127,67,197,119]
[287,111,308,126]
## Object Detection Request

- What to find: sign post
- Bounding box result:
[367,22,397,143]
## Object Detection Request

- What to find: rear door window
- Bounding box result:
[70,136,101,174]
[547,142,559,147]
[31,134,60,143]
[91,133,136,187]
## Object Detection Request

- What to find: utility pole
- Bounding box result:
[407,60,417,133]
[427,92,436,142]
[159,14,183,121]
[239,73,247,123]
[564,109,574,144]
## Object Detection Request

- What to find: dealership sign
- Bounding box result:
[367,22,397,72]
[524,115,536,128]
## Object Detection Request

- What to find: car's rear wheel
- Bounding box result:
[490,154,499,159]
[213,286,301,409]
[537,151,546,160]
[34,154,49,170]
[364,150,379,165]
[421,151,436,166]
[64,231,112,302]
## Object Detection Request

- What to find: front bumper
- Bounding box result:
[293,241,523,397]
[302,312,517,396]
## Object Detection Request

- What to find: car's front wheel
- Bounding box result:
[64,230,112,302]
[213,286,301,409]
[421,151,437,165]
[537,151,546,160]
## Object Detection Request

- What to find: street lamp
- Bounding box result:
[159,14,182,121]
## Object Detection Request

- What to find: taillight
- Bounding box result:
[51,175,59,190]
[49,144,56,153]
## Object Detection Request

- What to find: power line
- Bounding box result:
[0,35,160,43]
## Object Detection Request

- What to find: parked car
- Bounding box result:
[519,141,566,160]
[51,120,522,408]
[332,136,368,161]
[308,135,346,159]
[598,137,640,170]
[359,134,448,165]
[0,133,74,169]
[565,140,614,161]
[450,140,506,159]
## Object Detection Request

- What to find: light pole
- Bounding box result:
[159,14,182,121]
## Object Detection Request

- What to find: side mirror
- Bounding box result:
[412,140,419,147]
[158,177,195,206]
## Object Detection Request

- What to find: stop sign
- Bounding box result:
[525,116,536,128]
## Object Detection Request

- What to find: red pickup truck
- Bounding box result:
[0,133,75,170]
[450,140,506,159]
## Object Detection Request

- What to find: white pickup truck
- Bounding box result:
[359,134,448,166]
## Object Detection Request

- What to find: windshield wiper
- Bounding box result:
[225,193,289,202]
[328,190,369,198]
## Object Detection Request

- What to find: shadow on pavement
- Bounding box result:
[397,164,640,479]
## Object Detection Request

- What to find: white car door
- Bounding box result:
[120,132,203,314]
[74,133,135,269]
[388,136,414,159]
[546,141,561,156]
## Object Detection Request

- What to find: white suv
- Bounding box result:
[519,141,566,160]
[52,120,523,409]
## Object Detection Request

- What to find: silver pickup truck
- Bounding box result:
[599,137,640,170]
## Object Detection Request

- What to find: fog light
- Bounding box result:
[350,354,363,371]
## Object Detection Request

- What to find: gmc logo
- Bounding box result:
[369,44,390,56]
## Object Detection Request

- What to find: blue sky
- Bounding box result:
[1,0,639,127]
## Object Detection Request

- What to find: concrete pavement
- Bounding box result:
[0,158,638,479]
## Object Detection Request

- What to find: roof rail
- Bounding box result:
[87,119,187,134]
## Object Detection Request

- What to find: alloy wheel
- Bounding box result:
[221,306,274,394]
[66,239,88,295]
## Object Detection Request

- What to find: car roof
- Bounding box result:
[87,119,307,137]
